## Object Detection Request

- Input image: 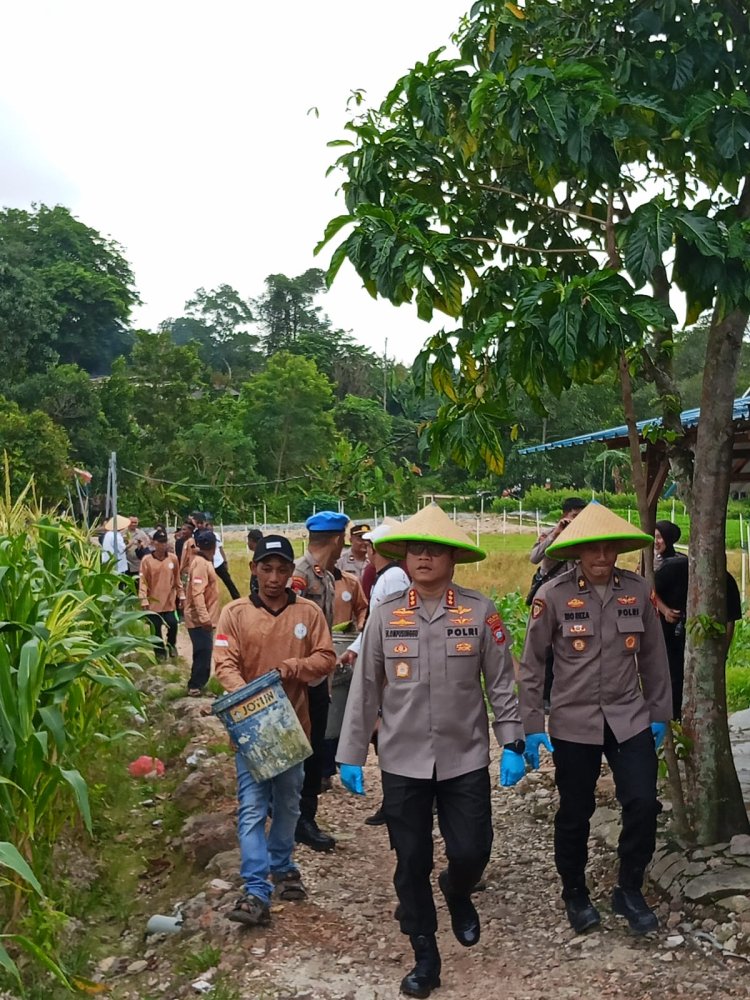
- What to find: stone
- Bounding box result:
[649,852,683,882]
[127,960,148,974]
[665,935,684,948]
[205,848,241,879]
[729,834,750,856]
[683,869,750,902]
[172,761,235,813]
[180,813,237,868]
[717,894,750,913]
[728,708,750,732]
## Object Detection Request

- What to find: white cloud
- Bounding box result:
[0,0,466,363]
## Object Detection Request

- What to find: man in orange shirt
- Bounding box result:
[138,526,184,658]
[214,534,335,927]
[183,528,221,696]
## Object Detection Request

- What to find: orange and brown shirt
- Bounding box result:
[183,555,220,629]
[138,553,184,612]
[213,592,335,737]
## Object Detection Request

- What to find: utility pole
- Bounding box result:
[383,338,388,411]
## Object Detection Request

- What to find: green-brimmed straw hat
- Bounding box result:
[545,501,653,559]
[373,504,486,564]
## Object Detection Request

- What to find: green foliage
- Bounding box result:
[0,399,71,502]
[727,619,750,713]
[181,945,222,975]
[0,490,151,990]
[240,352,336,484]
[493,590,529,660]
[320,0,750,474]
[0,205,138,378]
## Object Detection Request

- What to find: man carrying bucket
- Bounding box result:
[213,534,336,927]
[336,505,523,999]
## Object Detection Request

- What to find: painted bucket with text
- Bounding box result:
[325,633,357,740]
[212,670,312,781]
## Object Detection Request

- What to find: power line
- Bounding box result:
[120,468,308,491]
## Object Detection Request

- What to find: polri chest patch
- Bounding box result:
[294,622,308,639]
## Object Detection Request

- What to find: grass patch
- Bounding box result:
[181,944,222,976]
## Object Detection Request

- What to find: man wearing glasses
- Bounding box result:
[336,505,523,999]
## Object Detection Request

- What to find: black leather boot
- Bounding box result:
[438,870,480,946]
[400,934,441,998]
[564,891,601,934]
[612,886,658,934]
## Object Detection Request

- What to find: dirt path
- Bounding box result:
[167,638,748,999]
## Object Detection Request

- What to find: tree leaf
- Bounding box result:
[675,212,725,260]
[58,767,92,834]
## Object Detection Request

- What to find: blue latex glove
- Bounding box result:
[524,732,555,770]
[499,750,526,787]
[651,722,667,749]
[340,764,365,795]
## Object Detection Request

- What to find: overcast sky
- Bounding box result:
[0,1,469,364]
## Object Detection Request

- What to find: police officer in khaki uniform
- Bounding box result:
[290,510,348,851]
[337,505,523,999]
[517,503,672,936]
[336,522,370,580]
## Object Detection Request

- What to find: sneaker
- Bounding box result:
[226,893,271,926]
[612,886,658,935]
[364,806,387,826]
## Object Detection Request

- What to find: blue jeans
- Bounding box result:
[236,754,304,903]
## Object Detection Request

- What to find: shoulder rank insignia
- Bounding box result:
[408,589,418,608]
[446,589,456,607]
[578,576,586,590]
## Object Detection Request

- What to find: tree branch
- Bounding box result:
[474,182,607,227]
[462,236,600,254]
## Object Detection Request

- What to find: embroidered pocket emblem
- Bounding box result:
[395,661,411,679]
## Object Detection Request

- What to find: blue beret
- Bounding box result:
[306,511,349,532]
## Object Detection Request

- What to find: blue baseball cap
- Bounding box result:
[306,511,349,532]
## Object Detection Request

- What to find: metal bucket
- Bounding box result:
[325,633,357,740]
[212,670,312,781]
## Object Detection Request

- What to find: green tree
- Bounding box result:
[0,398,70,502]
[163,284,261,379]
[240,352,335,488]
[334,394,393,452]
[253,269,329,355]
[321,0,750,842]
[0,205,138,375]
[9,364,111,473]
[0,246,59,386]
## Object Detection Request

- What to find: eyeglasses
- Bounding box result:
[405,542,451,557]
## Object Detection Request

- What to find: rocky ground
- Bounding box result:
[79,647,750,1000]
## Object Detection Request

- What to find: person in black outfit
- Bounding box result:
[247,529,263,596]
[653,520,741,719]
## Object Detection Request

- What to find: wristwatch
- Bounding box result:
[504,739,526,755]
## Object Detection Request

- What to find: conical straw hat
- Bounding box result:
[374,504,486,564]
[104,514,130,532]
[545,501,652,559]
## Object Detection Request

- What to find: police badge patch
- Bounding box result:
[531,599,545,620]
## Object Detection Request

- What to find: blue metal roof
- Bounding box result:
[518,397,750,454]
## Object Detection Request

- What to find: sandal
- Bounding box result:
[271,869,307,901]
[226,893,271,926]
[187,688,202,698]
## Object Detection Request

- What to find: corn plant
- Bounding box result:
[0,499,153,988]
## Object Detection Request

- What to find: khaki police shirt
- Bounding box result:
[291,551,335,631]
[337,584,523,781]
[336,548,367,581]
[519,567,672,745]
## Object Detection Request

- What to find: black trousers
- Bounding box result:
[553,725,660,898]
[187,626,213,690]
[215,561,240,600]
[147,611,178,654]
[382,767,493,937]
[299,682,330,821]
